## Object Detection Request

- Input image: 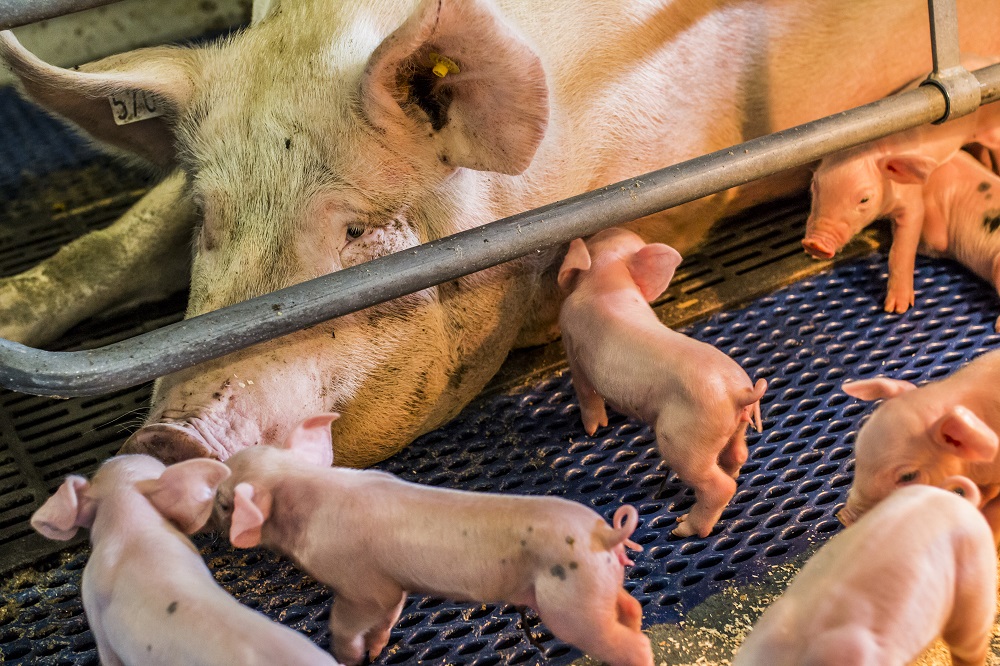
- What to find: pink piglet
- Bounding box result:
[557,227,766,538]
[216,414,652,666]
[32,454,340,666]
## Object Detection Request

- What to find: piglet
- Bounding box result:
[802,55,1000,313]
[837,348,1000,527]
[31,454,340,666]
[557,227,766,538]
[217,414,652,666]
[734,477,996,666]
[918,150,1000,329]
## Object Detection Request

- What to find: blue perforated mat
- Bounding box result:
[4,252,999,664]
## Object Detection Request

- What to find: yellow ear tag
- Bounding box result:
[429,52,460,78]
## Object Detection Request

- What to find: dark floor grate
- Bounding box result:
[3,254,1000,664]
[2,79,999,664]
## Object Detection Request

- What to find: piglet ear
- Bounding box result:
[280,413,339,468]
[626,243,682,303]
[940,475,982,507]
[878,154,940,184]
[136,459,231,534]
[230,482,272,549]
[30,476,93,541]
[557,239,592,293]
[842,377,918,401]
[933,406,999,461]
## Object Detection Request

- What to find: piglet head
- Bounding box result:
[558,229,682,302]
[31,476,95,541]
[135,459,232,534]
[804,155,887,259]
[838,378,998,526]
[223,413,339,548]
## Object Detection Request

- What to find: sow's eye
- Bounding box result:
[346,224,366,240]
[897,471,919,484]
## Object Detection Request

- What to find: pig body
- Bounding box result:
[3,2,1000,467]
[218,415,651,666]
[734,479,997,666]
[803,56,1000,314]
[838,349,1000,526]
[31,455,339,666]
[918,150,1000,328]
[557,228,766,538]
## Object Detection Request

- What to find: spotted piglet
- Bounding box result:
[215,414,652,666]
[557,227,766,538]
[31,455,340,666]
[919,150,1000,329]
[734,478,996,666]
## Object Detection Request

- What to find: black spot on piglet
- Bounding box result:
[983,211,1000,234]
[550,564,566,580]
[979,181,992,192]
[167,601,178,614]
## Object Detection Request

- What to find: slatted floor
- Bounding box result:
[1,81,999,664]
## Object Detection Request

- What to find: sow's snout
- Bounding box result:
[120,423,219,464]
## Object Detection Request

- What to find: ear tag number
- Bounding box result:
[108,91,165,125]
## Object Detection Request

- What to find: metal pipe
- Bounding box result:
[0,0,129,30]
[2,63,999,397]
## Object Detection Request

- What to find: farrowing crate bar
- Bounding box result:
[0,0,990,399]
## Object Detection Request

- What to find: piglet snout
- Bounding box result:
[802,238,836,260]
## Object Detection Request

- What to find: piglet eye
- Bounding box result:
[346,224,365,240]
[898,471,918,484]
[859,196,870,204]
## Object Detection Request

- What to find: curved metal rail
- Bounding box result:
[1,62,998,396]
[0,0,129,30]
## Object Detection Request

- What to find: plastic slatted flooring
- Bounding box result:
[2,84,1000,663]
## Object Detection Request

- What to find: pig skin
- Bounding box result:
[1,1,1000,467]
[30,454,340,666]
[216,415,652,666]
[734,479,997,666]
[918,150,1000,330]
[838,348,1000,529]
[557,228,766,538]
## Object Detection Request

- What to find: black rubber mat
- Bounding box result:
[4,78,999,665]
[4,254,999,664]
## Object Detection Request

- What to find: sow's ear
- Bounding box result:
[627,243,682,303]
[362,0,549,175]
[842,377,918,401]
[30,476,94,541]
[557,239,592,293]
[281,413,339,468]
[137,459,231,534]
[933,406,999,461]
[0,31,201,167]
[230,482,272,549]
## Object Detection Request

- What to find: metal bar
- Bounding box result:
[923,0,981,121]
[927,0,962,72]
[0,0,129,30]
[2,63,999,398]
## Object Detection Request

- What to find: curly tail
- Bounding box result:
[740,378,767,433]
[609,505,642,565]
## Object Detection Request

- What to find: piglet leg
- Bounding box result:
[717,426,749,479]
[566,352,608,436]
[330,588,406,666]
[884,209,923,314]
[363,591,406,660]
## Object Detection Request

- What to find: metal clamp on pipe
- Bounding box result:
[923,0,982,122]
[922,67,982,123]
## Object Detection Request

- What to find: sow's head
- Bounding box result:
[0,0,551,466]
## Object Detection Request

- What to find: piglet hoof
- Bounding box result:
[994,314,1000,333]
[883,290,914,314]
[671,516,697,538]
